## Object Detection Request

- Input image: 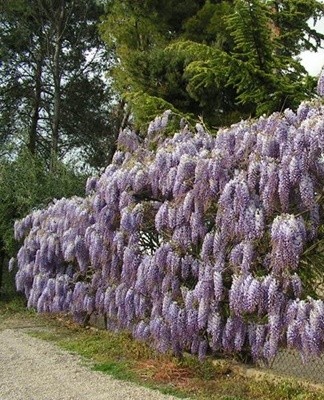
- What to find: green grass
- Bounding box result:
[93,361,135,380]
[0,295,31,324]
[219,397,245,400]
[33,322,324,400]
[0,296,43,332]
[2,307,324,400]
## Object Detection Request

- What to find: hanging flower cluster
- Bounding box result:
[12,91,324,362]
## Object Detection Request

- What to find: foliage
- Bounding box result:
[166,0,318,121]
[11,72,324,365]
[0,0,119,169]
[0,150,86,263]
[100,0,227,130]
[269,0,324,55]
[100,0,324,130]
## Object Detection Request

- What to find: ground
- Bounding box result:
[1,302,324,400]
[0,321,181,400]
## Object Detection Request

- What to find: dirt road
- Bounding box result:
[0,328,183,400]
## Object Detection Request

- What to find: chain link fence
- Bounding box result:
[257,350,324,385]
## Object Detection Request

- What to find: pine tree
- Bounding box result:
[100,0,207,130]
[100,0,324,130]
[0,0,119,169]
[224,0,314,114]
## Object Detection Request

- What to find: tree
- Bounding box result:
[100,0,324,130]
[100,0,207,130]
[175,0,317,118]
[270,0,324,56]
[0,0,120,169]
[187,0,323,116]
[0,0,120,297]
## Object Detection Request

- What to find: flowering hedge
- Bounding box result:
[12,82,324,362]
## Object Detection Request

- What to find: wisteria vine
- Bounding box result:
[11,77,324,363]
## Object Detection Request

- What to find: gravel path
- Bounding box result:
[0,329,183,400]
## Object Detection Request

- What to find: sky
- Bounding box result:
[300,18,324,76]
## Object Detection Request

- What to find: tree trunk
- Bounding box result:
[50,0,66,171]
[29,59,42,156]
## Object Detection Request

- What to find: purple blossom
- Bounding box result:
[173,155,196,197]
[85,176,98,194]
[133,169,149,192]
[213,271,223,302]
[172,225,192,250]
[250,324,268,360]
[201,232,214,262]
[187,309,199,336]
[198,339,208,361]
[75,236,89,273]
[317,68,324,96]
[289,156,301,184]
[270,214,306,273]
[148,110,172,135]
[13,87,324,362]
[230,241,254,273]
[190,210,206,244]
[284,109,298,126]
[118,128,140,152]
[8,257,15,272]
[278,167,290,212]
[297,102,311,122]
[290,274,303,299]
[299,173,315,209]
[155,202,169,232]
[222,316,236,352]
[198,297,209,329]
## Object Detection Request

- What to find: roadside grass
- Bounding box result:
[1,301,324,400]
[0,296,43,331]
[0,295,32,323]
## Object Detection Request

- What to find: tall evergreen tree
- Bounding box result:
[100,0,206,130]
[0,0,118,294]
[0,0,119,169]
[212,0,316,115]
[101,0,324,131]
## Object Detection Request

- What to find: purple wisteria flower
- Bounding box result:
[317,68,324,96]
[13,72,324,362]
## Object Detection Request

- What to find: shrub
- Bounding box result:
[12,78,324,363]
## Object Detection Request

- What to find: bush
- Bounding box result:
[0,151,86,298]
[12,88,324,363]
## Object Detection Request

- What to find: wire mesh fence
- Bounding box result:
[257,349,324,385]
